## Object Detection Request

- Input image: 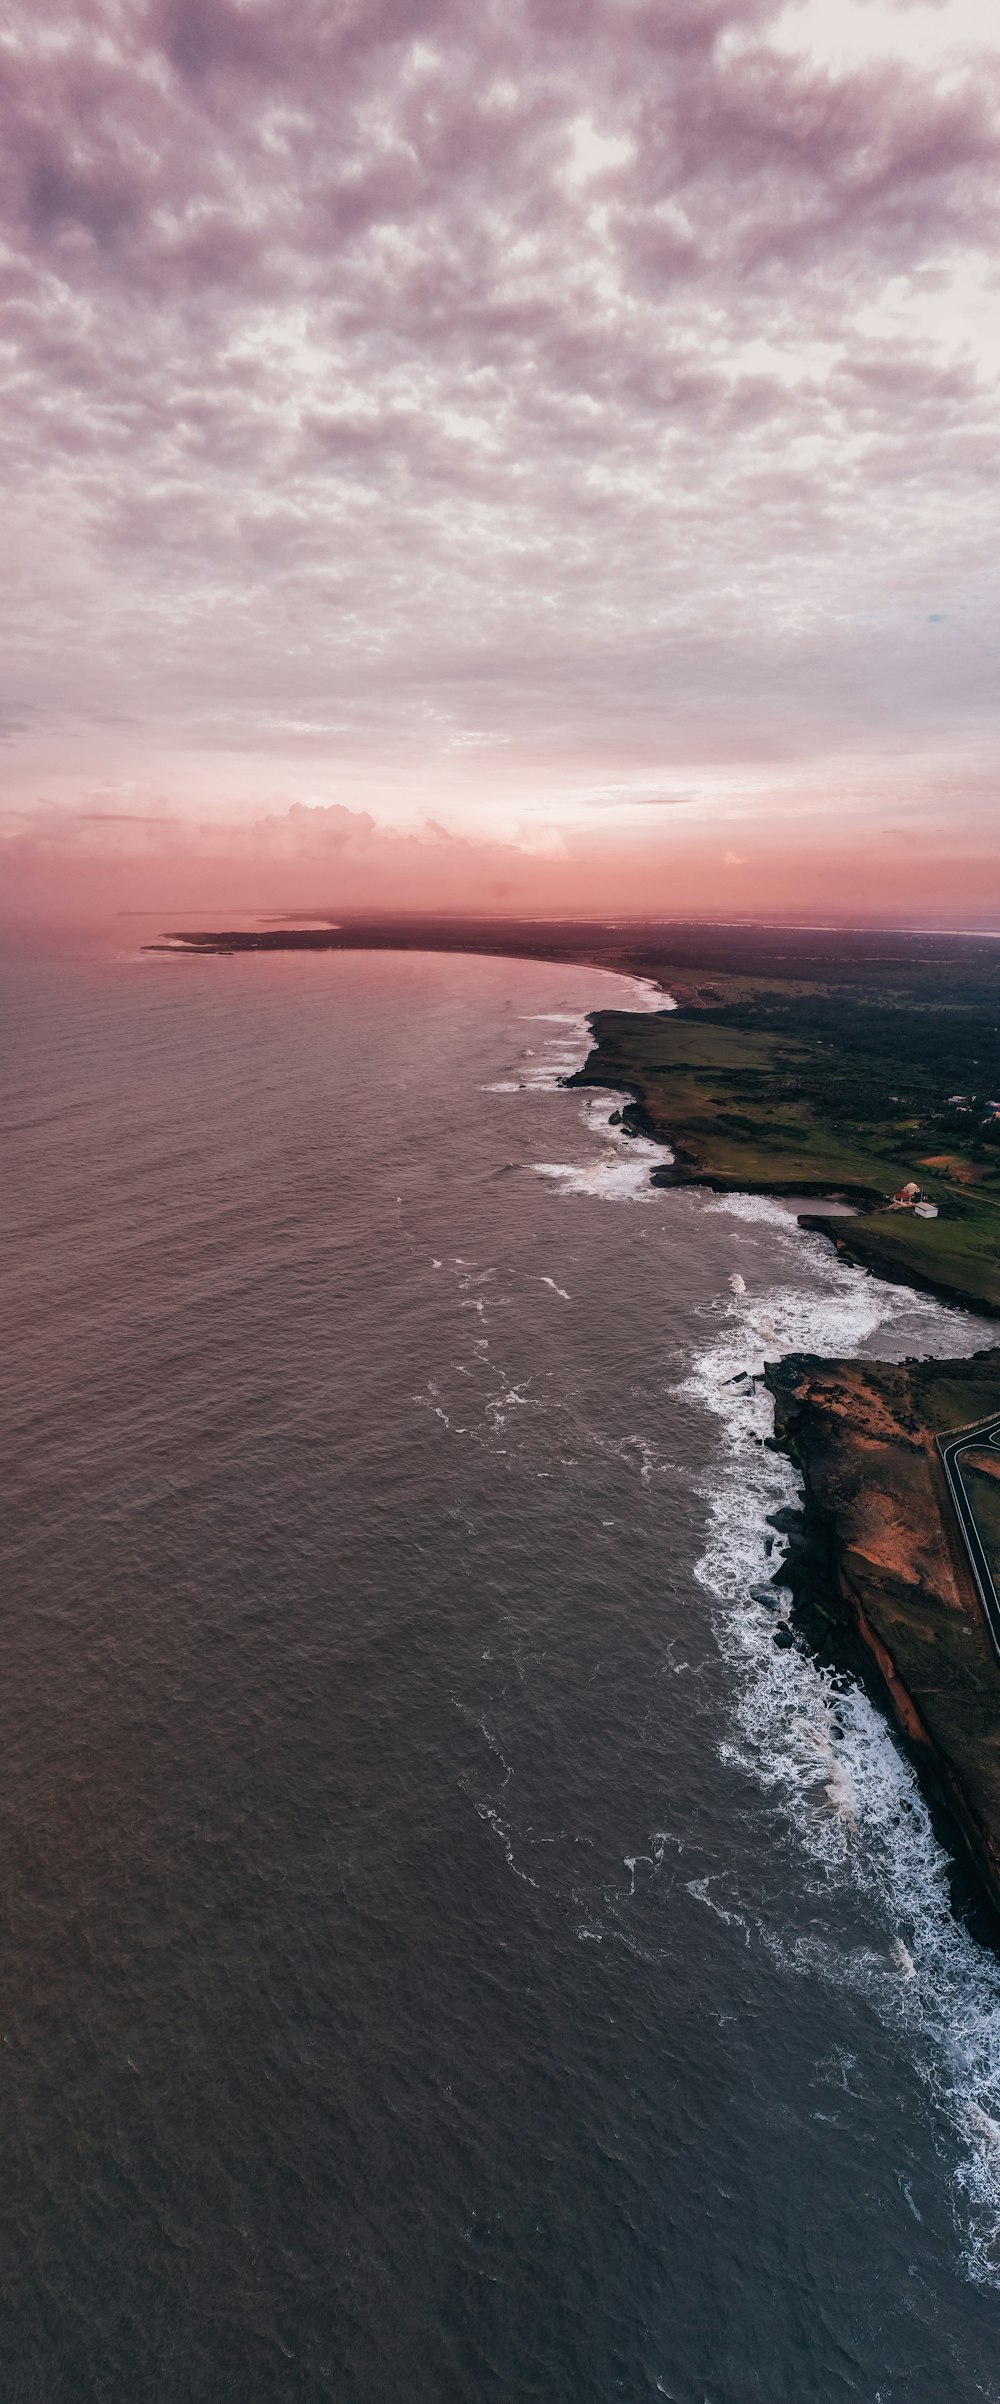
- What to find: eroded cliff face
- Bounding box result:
[771,1361,972,1613]
[765,1351,1000,1916]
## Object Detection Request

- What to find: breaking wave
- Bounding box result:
[681,1206,1000,2287]
[484,971,669,1098]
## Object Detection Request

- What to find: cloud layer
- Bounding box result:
[1,0,998,916]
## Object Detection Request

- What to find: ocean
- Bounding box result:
[4,943,1000,2402]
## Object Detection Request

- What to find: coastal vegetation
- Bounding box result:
[161,912,1000,1909]
[572,959,1000,1316]
[163,915,1000,1329]
[562,936,1000,1913]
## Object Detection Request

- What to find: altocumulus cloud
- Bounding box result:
[0,0,998,888]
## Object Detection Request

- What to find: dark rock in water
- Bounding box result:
[749,1582,780,1606]
[766,1506,804,1535]
[609,1109,622,1125]
[619,1103,647,1138]
[773,1624,794,1649]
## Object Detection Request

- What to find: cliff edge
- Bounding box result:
[765,1349,1000,1915]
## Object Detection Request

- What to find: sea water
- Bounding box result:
[3,943,1000,2402]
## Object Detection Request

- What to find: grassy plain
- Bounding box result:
[573,959,1000,1315]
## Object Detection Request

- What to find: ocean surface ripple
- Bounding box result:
[3,946,1000,2403]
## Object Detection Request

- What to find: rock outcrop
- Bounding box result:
[765,1350,1000,1916]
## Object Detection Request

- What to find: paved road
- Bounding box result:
[937,1414,1000,1663]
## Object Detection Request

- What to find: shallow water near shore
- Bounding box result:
[4,944,1000,2401]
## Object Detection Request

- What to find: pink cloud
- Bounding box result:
[4,793,999,939]
[0,0,996,904]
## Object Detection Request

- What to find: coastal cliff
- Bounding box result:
[159,916,1000,1919]
[765,1350,1000,1916]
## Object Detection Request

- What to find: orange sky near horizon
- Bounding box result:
[1,0,998,933]
[6,792,1000,940]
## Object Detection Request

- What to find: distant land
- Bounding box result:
[156,913,1000,1921]
[157,911,1000,1317]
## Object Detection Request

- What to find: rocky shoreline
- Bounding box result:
[796,1212,1000,1321]
[159,922,1000,1920]
[577,1063,1000,1924]
[763,1352,1000,1925]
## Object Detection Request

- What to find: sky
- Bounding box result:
[2,0,999,931]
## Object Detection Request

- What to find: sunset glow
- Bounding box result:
[2,0,998,930]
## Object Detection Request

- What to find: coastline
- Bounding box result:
[155,919,1000,1926]
[570,1067,1000,1317]
[569,1019,1000,1929]
[763,1351,1000,1931]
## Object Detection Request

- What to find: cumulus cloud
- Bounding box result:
[0,0,998,908]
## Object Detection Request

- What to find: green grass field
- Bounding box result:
[575,976,1000,1315]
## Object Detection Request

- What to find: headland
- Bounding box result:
[156,913,1000,1324]
[156,913,1000,1918]
[562,924,1000,1917]
[765,1350,1000,1920]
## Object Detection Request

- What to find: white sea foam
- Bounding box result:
[706,1191,817,1228]
[533,1151,662,1203]
[532,1074,674,1202]
[616,977,674,1014]
[491,964,1000,2281]
[681,1233,1000,2287]
[525,975,668,1021]
[518,977,675,1181]
[489,1014,594,1093]
[487,971,670,1102]
[705,1190,857,1228]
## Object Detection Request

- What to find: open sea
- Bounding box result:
[5,942,1000,2402]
